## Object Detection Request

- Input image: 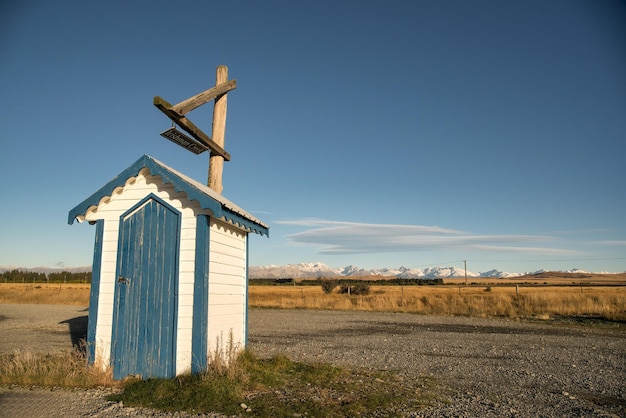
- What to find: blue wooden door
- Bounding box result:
[112,195,180,380]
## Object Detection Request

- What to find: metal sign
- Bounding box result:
[159,127,208,155]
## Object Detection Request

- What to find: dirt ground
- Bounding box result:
[1,304,625,417]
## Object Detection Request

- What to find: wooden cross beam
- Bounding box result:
[153,96,231,161]
[153,65,236,192]
[172,79,236,116]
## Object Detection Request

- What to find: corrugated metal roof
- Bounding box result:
[68,155,269,237]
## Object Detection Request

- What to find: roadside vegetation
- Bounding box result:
[1,275,625,321]
[108,351,438,417]
[0,347,438,417]
[249,283,626,322]
[0,348,114,388]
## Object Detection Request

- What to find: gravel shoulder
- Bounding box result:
[0,304,89,354]
[1,304,625,417]
[249,310,626,417]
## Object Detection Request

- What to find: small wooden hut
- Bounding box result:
[68,154,268,379]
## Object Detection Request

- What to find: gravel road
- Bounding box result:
[0,304,624,417]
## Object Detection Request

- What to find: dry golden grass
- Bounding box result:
[2,279,625,321]
[248,284,626,321]
[0,348,117,387]
[443,272,626,286]
[0,283,90,305]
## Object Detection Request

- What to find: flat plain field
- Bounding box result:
[1,272,624,321]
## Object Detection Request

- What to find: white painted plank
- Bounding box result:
[209,295,244,307]
[178,282,194,296]
[208,264,245,277]
[207,282,244,294]
[208,252,244,267]
[208,304,245,317]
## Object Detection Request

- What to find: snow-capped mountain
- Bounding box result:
[2,264,616,279]
[248,262,516,279]
[480,269,518,278]
[249,262,343,279]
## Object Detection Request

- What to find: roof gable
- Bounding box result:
[68,155,269,237]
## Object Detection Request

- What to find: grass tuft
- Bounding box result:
[0,347,115,388]
[108,351,438,417]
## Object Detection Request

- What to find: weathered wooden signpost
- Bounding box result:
[153,65,234,192]
[69,66,268,380]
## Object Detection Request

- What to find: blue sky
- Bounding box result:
[1,0,625,274]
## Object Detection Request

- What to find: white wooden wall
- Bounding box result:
[82,168,248,375]
[207,218,248,361]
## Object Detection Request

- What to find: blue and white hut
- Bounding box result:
[68,155,268,380]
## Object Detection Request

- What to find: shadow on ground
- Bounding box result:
[60,315,88,352]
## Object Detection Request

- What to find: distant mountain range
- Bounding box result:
[248,262,598,279]
[0,263,612,279]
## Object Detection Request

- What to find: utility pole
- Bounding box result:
[464,260,467,285]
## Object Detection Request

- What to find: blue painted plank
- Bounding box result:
[111,195,180,380]
[87,219,104,364]
[245,234,249,346]
[191,215,209,373]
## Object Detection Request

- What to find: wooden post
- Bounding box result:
[208,65,228,192]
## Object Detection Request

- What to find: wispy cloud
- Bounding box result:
[594,240,626,246]
[276,219,571,255]
[471,245,580,255]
